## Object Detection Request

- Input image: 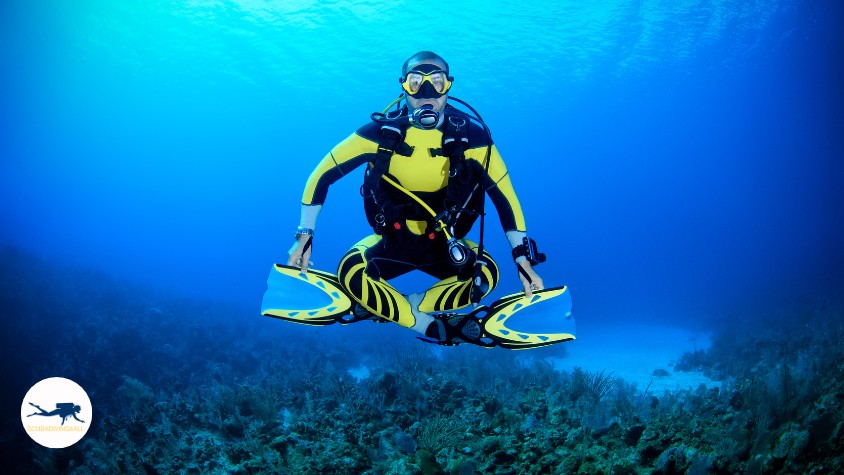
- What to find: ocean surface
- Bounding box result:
[2,1,843,474]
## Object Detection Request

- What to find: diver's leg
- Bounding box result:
[417,239,499,314]
[402,240,500,343]
[405,291,439,337]
[337,235,418,327]
[27,403,50,416]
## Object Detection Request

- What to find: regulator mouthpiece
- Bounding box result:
[411,105,439,129]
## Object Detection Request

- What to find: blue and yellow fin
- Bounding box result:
[260,264,354,326]
[261,264,575,350]
[472,286,575,349]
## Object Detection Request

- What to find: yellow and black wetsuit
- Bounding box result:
[301,118,526,328]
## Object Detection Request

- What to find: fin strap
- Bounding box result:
[426,314,492,347]
[302,236,313,256]
[517,263,533,285]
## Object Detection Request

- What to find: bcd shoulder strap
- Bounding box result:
[364,125,403,190]
[438,109,482,238]
[442,109,470,161]
[361,124,414,232]
[443,110,473,194]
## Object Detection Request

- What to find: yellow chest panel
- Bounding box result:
[387,127,448,192]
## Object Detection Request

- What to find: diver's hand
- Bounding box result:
[517,260,544,298]
[287,235,314,273]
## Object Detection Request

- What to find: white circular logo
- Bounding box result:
[21,377,92,448]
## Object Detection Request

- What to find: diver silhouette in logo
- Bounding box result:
[27,402,85,425]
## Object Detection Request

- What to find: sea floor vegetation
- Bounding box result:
[2,246,843,475]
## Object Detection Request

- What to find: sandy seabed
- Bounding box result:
[546,323,719,394]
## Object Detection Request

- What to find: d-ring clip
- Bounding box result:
[448,116,466,131]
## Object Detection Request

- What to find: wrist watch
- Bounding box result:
[511,237,546,266]
[294,227,314,239]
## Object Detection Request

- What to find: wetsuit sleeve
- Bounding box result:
[301,132,378,205]
[465,144,527,233]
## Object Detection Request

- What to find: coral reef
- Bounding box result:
[3,247,843,474]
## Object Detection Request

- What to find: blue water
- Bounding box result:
[2,1,843,472]
[2,0,842,322]
[4,0,842,326]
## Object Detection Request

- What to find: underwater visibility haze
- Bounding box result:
[2,0,844,474]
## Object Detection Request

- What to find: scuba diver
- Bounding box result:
[27,402,85,425]
[285,51,547,346]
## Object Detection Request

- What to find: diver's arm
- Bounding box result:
[287,235,314,273]
[301,131,379,206]
[507,230,544,298]
[515,255,543,298]
[482,145,544,297]
[299,203,321,229]
[288,130,377,272]
[287,204,320,273]
[481,145,526,232]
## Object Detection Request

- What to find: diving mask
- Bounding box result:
[400,64,453,98]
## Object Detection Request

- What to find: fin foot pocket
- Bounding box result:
[421,313,495,348]
[339,303,390,324]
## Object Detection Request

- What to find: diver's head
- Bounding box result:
[401,51,452,119]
